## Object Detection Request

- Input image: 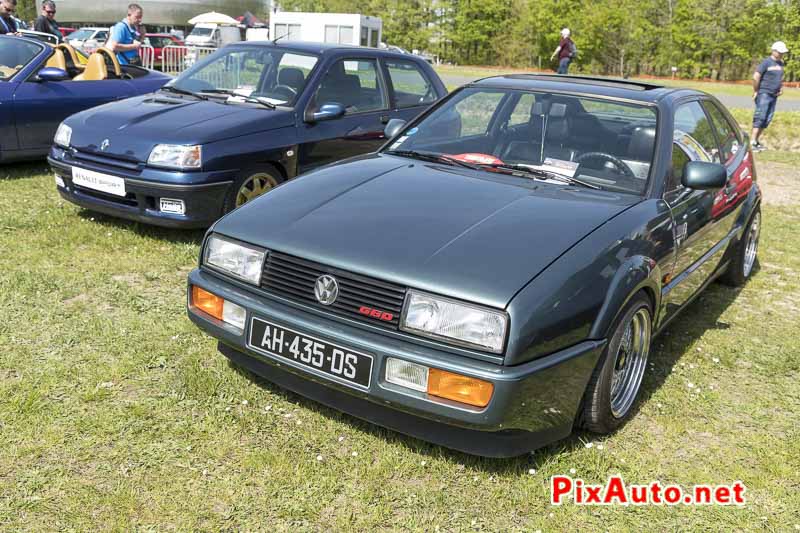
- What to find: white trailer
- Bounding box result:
[269,12,381,47]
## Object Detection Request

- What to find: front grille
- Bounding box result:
[72,149,141,171]
[261,252,407,329]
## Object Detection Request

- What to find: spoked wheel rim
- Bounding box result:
[235,173,278,207]
[609,308,651,418]
[743,212,760,278]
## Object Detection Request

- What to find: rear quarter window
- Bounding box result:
[386,59,437,108]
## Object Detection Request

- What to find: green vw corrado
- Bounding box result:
[187,75,761,457]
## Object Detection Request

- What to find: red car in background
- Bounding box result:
[144,33,184,64]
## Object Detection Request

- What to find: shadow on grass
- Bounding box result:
[227,277,747,475]
[76,209,206,245]
[0,161,51,180]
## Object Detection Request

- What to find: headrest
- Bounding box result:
[45,48,66,70]
[628,126,656,161]
[278,67,304,89]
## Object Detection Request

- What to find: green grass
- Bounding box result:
[1,159,798,529]
[434,64,800,100]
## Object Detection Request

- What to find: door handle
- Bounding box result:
[380,115,389,124]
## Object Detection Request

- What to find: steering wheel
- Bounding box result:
[575,152,636,179]
[271,84,297,100]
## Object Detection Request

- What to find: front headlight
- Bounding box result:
[400,290,508,353]
[54,123,72,148]
[148,144,202,169]
[203,234,266,285]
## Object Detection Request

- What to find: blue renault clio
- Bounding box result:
[48,41,446,228]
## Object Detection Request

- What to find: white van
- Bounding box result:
[185,23,241,48]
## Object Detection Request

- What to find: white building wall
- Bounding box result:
[270,12,382,47]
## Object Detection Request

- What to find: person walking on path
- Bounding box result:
[751,41,788,152]
[34,1,61,42]
[106,3,143,66]
[550,28,576,74]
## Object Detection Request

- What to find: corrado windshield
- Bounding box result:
[172,47,319,107]
[384,87,658,195]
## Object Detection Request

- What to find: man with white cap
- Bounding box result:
[550,28,576,74]
[751,41,788,151]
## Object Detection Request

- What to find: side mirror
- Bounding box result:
[306,103,346,123]
[37,67,70,82]
[682,161,727,189]
[384,118,407,139]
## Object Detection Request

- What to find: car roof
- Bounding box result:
[232,40,417,58]
[471,74,708,104]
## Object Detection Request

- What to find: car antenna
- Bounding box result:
[271,33,287,45]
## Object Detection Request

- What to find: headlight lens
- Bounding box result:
[54,123,72,148]
[148,144,202,169]
[400,290,508,353]
[203,235,265,285]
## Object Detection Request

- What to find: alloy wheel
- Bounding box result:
[609,307,651,418]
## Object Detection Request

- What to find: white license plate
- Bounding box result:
[71,167,126,197]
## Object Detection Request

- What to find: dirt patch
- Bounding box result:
[756,161,800,206]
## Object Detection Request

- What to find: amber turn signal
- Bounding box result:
[428,368,494,408]
[191,286,224,321]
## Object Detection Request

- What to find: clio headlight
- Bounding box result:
[148,144,202,169]
[400,290,508,353]
[54,123,72,148]
[203,234,266,285]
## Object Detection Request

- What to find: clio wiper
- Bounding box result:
[484,163,600,190]
[199,89,277,109]
[160,85,208,100]
[385,150,482,170]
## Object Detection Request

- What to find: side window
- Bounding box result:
[385,59,436,108]
[455,91,505,136]
[314,58,386,114]
[673,101,717,162]
[97,31,108,42]
[507,93,537,126]
[703,101,741,165]
[667,143,690,193]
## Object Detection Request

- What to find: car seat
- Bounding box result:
[73,52,107,81]
[626,126,656,161]
[45,48,67,70]
[277,67,305,93]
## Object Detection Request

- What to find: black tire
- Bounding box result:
[720,206,761,287]
[223,165,284,214]
[580,292,653,433]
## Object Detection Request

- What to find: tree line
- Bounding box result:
[14,0,800,80]
[279,0,800,80]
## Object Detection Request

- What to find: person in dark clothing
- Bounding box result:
[550,28,576,74]
[751,41,788,151]
[0,0,20,35]
[34,0,61,42]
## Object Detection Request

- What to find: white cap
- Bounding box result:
[561,28,571,38]
[772,41,788,54]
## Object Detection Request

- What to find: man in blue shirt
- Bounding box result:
[106,3,143,65]
[751,41,788,152]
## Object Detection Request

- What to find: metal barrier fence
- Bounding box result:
[161,45,217,76]
[140,44,155,71]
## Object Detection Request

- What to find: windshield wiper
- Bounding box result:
[199,89,277,109]
[484,163,600,190]
[160,85,208,100]
[384,150,482,170]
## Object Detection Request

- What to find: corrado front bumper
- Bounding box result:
[187,268,605,457]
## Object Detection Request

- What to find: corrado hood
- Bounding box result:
[213,154,640,309]
[66,93,294,162]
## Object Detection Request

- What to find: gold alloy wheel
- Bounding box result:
[235,173,279,207]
